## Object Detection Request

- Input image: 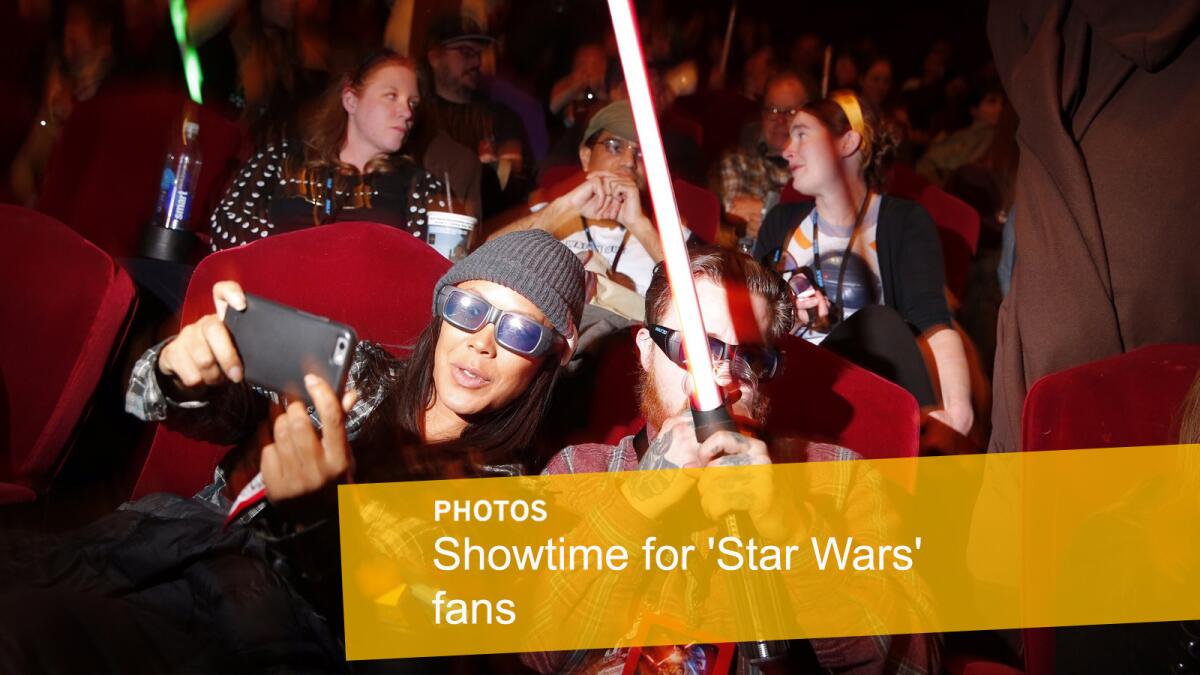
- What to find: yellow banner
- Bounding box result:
[338,444,1200,661]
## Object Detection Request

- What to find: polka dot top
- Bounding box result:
[208,140,450,252]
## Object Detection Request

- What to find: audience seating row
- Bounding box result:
[5,206,1198,675]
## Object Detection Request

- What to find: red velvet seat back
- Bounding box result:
[915,184,980,302]
[131,222,451,499]
[666,178,720,245]
[763,335,921,460]
[669,89,759,168]
[1019,343,1200,674]
[0,206,136,502]
[565,331,920,462]
[1022,344,1200,453]
[38,79,245,259]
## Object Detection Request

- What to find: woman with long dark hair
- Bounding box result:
[0,230,585,672]
[209,49,451,252]
[754,91,973,436]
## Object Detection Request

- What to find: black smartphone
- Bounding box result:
[223,294,358,405]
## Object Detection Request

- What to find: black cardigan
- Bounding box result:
[753,196,952,334]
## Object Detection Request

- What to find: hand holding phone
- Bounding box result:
[261,374,358,504]
[158,281,248,391]
[223,293,358,406]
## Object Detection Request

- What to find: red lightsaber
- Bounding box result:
[607,4,787,664]
[605,0,726,425]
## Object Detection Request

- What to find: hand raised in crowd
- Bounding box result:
[261,373,358,504]
[565,171,619,221]
[727,194,765,238]
[568,171,645,226]
[157,280,247,392]
[604,175,646,230]
[794,286,831,329]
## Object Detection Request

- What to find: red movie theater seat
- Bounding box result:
[131,222,451,499]
[1020,343,1200,674]
[37,79,244,259]
[0,206,136,504]
[764,334,921,461]
[915,184,980,302]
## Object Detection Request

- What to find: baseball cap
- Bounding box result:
[582,100,639,146]
[427,14,495,48]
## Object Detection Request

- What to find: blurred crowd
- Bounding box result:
[2,0,1015,422]
[4,0,1198,672]
[2,0,1013,230]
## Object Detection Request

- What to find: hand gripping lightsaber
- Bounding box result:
[605,2,787,669]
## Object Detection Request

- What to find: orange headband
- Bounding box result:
[831,90,872,157]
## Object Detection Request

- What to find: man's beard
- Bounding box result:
[459,69,481,94]
[637,366,676,432]
[638,365,771,432]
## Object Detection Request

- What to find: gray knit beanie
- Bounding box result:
[433,230,586,339]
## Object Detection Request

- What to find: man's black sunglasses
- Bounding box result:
[646,324,781,381]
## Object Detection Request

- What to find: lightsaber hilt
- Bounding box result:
[692,401,789,669]
[692,399,735,443]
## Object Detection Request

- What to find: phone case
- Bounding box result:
[224,294,358,405]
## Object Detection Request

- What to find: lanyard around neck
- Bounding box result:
[810,191,872,308]
[580,216,630,275]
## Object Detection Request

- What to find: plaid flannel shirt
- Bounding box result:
[715,144,792,212]
[125,338,402,520]
[126,338,398,439]
[522,434,941,675]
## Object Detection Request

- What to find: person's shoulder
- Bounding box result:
[771,201,816,218]
[801,442,863,463]
[770,437,862,464]
[762,201,814,233]
[754,201,813,258]
[879,194,931,223]
[239,140,288,172]
[717,146,756,167]
[542,438,637,475]
[348,341,405,389]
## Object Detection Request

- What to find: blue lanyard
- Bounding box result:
[808,192,872,301]
[810,210,825,291]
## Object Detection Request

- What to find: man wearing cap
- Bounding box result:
[488,101,681,301]
[423,13,530,212]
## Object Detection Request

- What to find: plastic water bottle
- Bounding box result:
[141,113,203,261]
[737,190,779,258]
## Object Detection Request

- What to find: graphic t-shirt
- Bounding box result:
[781,194,884,343]
[557,219,669,297]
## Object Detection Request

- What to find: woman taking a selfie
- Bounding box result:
[209,49,452,251]
[0,230,585,673]
[753,91,973,436]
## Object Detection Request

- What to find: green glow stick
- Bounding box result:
[170,0,204,104]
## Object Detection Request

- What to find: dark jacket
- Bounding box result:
[986,0,1200,453]
[753,196,952,334]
